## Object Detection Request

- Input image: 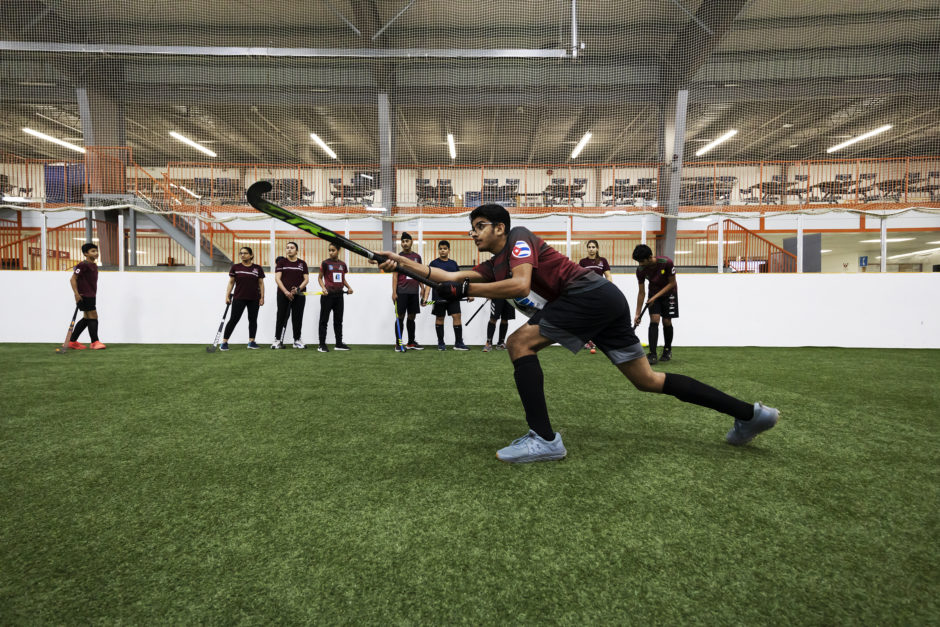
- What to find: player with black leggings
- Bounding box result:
[272,242,309,349]
[220,247,265,351]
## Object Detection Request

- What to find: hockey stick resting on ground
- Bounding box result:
[206,294,234,353]
[246,181,440,290]
[55,304,81,354]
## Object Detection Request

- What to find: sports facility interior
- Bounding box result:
[1,1,937,624]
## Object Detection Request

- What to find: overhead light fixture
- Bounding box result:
[695,129,737,156]
[820,249,832,253]
[23,127,85,153]
[789,144,799,148]
[927,241,940,244]
[447,133,456,160]
[782,124,793,128]
[169,131,217,158]
[571,131,592,159]
[310,133,337,159]
[359,173,373,180]
[887,247,940,260]
[826,125,892,153]
[859,237,913,243]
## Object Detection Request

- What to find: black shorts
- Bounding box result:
[529,281,645,365]
[649,293,679,319]
[431,300,461,317]
[396,292,420,316]
[489,298,516,321]
[77,297,96,312]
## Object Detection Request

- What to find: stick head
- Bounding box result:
[55,346,67,354]
[206,345,217,353]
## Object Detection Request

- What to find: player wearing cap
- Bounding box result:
[392,232,424,350]
[375,203,778,463]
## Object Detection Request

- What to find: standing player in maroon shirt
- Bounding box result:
[67,242,106,349]
[272,242,309,349]
[317,243,354,352]
[220,247,265,350]
[392,232,424,350]
[377,203,778,463]
[578,239,612,353]
[633,244,678,364]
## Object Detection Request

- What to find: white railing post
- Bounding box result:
[797,214,804,274]
[880,216,887,273]
[194,213,201,273]
[270,220,277,272]
[118,211,124,272]
[40,213,48,271]
[717,219,724,273]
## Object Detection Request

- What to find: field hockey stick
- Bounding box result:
[55,304,81,354]
[247,181,441,290]
[393,301,406,352]
[633,302,650,330]
[465,299,489,326]
[206,294,234,353]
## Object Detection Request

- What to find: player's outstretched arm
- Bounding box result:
[375,251,471,283]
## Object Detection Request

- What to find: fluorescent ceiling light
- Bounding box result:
[782,124,793,128]
[887,247,940,260]
[447,133,456,160]
[571,132,592,159]
[925,241,940,244]
[359,173,373,180]
[310,133,337,159]
[826,125,892,153]
[695,129,737,156]
[820,249,832,253]
[859,238,913,243]
[169,131,217,158]
[23,127,85,153]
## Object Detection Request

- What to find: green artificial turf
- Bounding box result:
[1,345,937,624]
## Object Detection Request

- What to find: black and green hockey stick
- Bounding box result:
[246,181,439,289]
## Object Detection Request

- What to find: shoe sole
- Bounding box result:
[496,452,567,463]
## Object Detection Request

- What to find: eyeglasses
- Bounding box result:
[468,221,493,236]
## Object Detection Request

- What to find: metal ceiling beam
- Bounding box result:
[0,41,570,58]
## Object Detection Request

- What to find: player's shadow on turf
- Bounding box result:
[569,425,778,461]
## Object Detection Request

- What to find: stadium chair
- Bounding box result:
[789,174,809,203]
[857,173,880,202]
[919,171,940,201]
[435,179,455,206]
[416,178,436,206]
[715,176,736,205]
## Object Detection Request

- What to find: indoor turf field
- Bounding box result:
[1,345,937,624]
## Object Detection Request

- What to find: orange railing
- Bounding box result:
[705,219,797,273]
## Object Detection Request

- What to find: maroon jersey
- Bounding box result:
[229,263,265,300]
[320,258,348,295]
[636,256,677,295]
[578,256,610,277]
[276,257,308,291]
[472,227,600,310]
[396,251,422,294]
[72,261,98,297]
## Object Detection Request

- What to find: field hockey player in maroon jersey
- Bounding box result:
[272,242,310,349]
[317,243,354,352]
[375,203,779,463]
[220,247,265,350]
[67,242,106,350]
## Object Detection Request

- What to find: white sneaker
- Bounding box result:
[496,430,567,463]
[292,340,306,349]
[270,341,283,349]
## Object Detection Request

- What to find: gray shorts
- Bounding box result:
[529,282,646,365]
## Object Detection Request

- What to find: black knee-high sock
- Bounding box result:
[663,326,673,350]
[454,324,463,344]
[498,321,509,344]
[435,324,445,344]
[648,323,659,353]
[406,319,416,343]
[662,373,753,421]
[512,355,555,440]
[70,319,88,341]
[486,321,496,343]
[87,319,99,342]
